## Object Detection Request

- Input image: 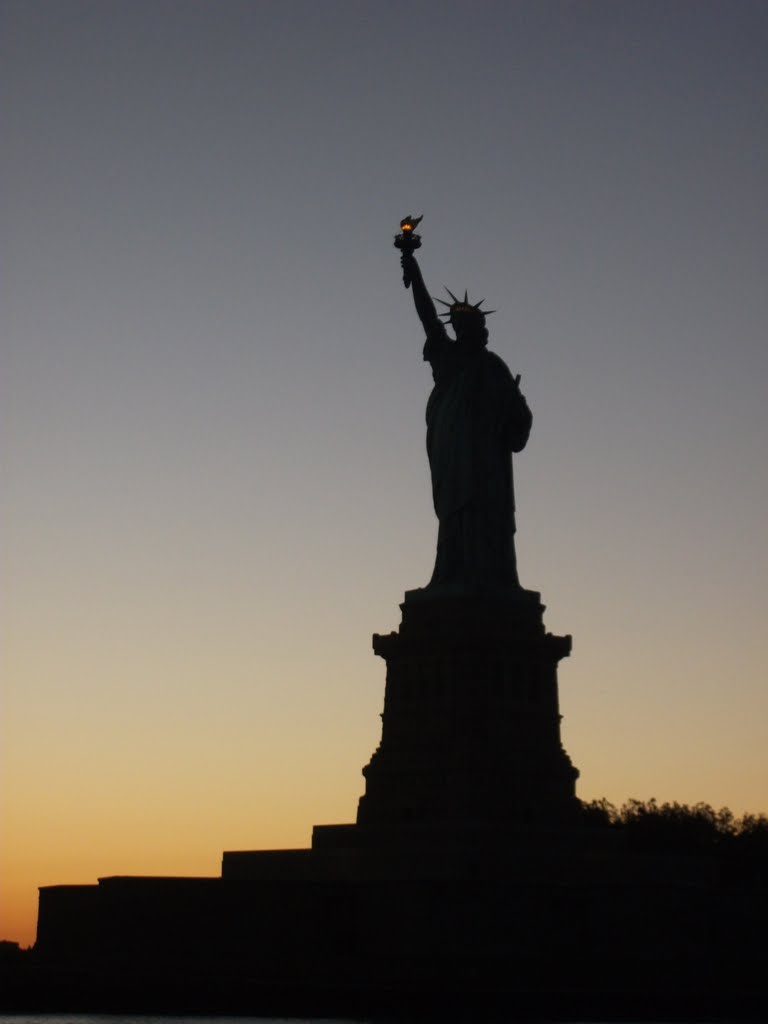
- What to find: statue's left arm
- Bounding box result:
[507,374,532,453]
[488,354,532,453]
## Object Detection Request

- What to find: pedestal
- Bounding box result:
[357,588,579,827]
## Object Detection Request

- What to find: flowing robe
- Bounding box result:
[423,326,532,591]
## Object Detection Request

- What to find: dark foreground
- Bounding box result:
[2,952,767,1023]
[8,831,768,1022]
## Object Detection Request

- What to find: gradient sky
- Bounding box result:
[3,0,767,948]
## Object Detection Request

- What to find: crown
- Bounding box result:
[434,288,496,321]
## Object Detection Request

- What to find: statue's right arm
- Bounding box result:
[401,252,443,338]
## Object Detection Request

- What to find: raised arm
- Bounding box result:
[401,251,443,337]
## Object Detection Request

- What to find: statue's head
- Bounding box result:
[435,289,493,347]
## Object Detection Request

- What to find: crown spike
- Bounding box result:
[464,289,468,303]
[433,296,452,307]
[444,287,460,304]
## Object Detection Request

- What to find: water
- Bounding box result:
[0,1015,725,1024]
[0,1018,359,1024]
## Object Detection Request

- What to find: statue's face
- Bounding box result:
[451,312,485,344]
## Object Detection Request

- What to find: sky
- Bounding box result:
[2,0,767,948]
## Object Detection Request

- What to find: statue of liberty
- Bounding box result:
[395,217,532,594]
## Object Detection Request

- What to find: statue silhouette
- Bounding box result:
[399,246,532,593]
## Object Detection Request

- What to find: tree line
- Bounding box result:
[580,797,767,870]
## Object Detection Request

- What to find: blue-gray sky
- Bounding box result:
[3,0,768,946]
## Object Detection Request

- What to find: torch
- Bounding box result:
[393,214,423,289]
